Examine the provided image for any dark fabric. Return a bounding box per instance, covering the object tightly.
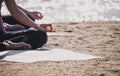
[0,30,47,49]
[0,43,6,51]
[0,15,47,50]
[0,17,5,32]
[0,0,4,5]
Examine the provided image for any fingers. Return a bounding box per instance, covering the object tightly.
[36,12,43,19]
[46,24,56,32]
[33,12,43,20]
[30,11,43,20]
[39,24,55,32]
[45,24,52,31]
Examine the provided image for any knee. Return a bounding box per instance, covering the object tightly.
[37,31,48,45]
[27,30,48,49]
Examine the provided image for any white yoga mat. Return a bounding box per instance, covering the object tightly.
[0,48,101,63]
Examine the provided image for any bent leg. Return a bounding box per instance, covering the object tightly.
[23,30,48,49]
[2,15,47,49]
[6,30,48,49]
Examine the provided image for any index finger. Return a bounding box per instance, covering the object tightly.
[37,12,43,19]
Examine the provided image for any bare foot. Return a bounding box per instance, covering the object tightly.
[3,40,32,50]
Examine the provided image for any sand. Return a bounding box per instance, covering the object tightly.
[0,21,120,76]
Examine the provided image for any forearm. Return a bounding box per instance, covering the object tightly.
[10,9,39,29]
[18,6,30,15]
[5,0,39,30]
[4,0,50,32]
[17,6,35,21]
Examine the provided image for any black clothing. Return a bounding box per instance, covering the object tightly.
[0,16,47,51]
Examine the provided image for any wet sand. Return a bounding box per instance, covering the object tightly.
[0,21,120,76]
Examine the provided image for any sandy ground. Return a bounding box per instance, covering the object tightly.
[0,21,120,76]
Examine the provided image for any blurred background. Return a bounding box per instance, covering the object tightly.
[2,0,120,23]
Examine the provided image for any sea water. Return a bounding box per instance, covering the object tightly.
[1,0,120,23]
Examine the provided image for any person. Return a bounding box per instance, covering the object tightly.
[0,0,53,51]
[3,5,43,31]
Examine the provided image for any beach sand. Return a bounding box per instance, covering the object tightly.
[0,21,120,76]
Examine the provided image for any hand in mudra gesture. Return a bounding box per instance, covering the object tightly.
[39,24,55,32]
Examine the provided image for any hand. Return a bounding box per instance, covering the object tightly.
[38,24,55,32]
[4,40,32,50]
[29,11,43,20]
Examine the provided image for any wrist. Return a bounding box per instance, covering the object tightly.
[32,23,40,30]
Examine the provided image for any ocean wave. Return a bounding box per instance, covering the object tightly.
[2,0,120,23]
